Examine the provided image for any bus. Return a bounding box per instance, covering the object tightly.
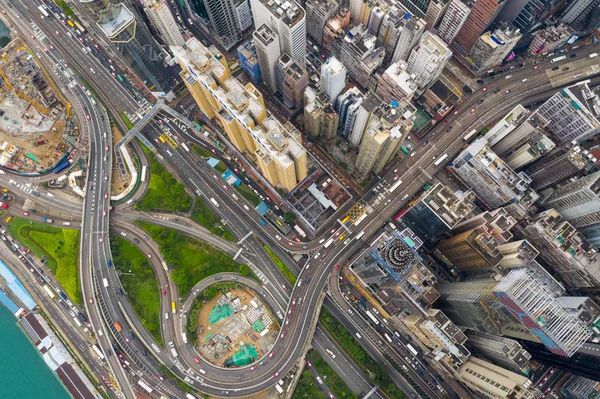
[181,142,190,152]
[400,146,409,155]
[433,154,448,167]
[388,179,403,193]
[365,310,380,325]
[463,129,478,142]
[323,238,334,248]
[551,55,566,63]
[158,135,166,143]
[92,344,105,360]
[172,302,176,314]
[117,74,124,82]
[210,198,219,208]
[73,21,85,34]
[43,285,56,299]
[293,225,307,238]
[137,379,153,394]
[355,231,365,241]
[38,5,50,18]
[161,261,168,271]
[67,20,75,28]
[354,213,368,226]
[384,333,393,343]
[140,165,147,183]
[406,343,418,356]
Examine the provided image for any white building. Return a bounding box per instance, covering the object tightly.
[436,0,472,44]
[253,24,281,93]
[320,56,346,106]
[142,0,185,46]
[236,0,253,31]
[391,17,426,63]
[406,31,452,93]
[250,0,306,64]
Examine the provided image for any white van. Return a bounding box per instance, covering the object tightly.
[521,78,528,82]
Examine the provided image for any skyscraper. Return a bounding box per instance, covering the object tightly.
[250,0,307,64]
[452,0,507,55]
[304,86,340,140]
[253,24,281,93]
[437,0,472,44]
[336,87,364,139]
[237,41,262,85]
[406,31,452,93]
[467,23,522,73]
[305,0,338,45]
[338,24,385,89]
[320,56,346,106]
[81,0,173,92]
[561,0,600,30]
[391,17,427,63]
[203,0,245,50]
[374,60,418,104]
[464,330,532,374]
[142,0,185,46]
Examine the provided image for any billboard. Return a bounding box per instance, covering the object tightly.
[494,292,569,357]
[567,35,579,45]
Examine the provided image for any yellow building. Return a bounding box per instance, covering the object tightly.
[171,38,307,192]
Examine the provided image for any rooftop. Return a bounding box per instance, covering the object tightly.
[258,0,305,27]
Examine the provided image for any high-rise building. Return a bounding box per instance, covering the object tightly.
[437,0,472,44]
[398,0,430,17]
[406,31,452,93]
[467,23,522,73]
[542,171,600,229]
[561,375,600,398]
[322,7,350,51]
[81,0,173,92]
[452,0,507,55]
[402,183,475,240]
[522,209,600,288]
[368,6,386,36]
[305,0,338,45]
[236,0,254,31]
[279,57,308,109]
[237,41,262,85]
[535,81,600,144]
[374,60,418,104]
[253,24,281,93]
[523,143,597,191]
[349,91,379,146]
[320,56,346,106]
[355,98,415,176]
[171,37,307,192]
[452,137,535,209]
[202,0,245,50]
[142,0,185,46]
[497,0,554,36]
[486,105,531,147]
[527,23,573,55]
[348,0,363,25]
[504,132,555,170]
[424,0,450,30]
[561,0,600,29]
[250,0,307,63]
[491,111,548,159]
[339,24,385,89]
[457,357,540,399]
[391,17,427,63]
[304,86,339,140]
[336,87,364,140]
[464,330,532,374]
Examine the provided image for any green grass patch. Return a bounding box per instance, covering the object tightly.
[110,236,162,345]
[319,307,406,399]
[5,217,80,304]
[213,161,228,174]
[135,222,252,297]
[135,147,192,212]
[306,349,358,399]
[55,0,75,18]
[235,183,261,207]
[263,245,297,284]
[187,282,238,344]
[80,78,100,101]
[190,198,235,242]
[292,369,328,399]
[119,112,134,129]
[192,144,211,158]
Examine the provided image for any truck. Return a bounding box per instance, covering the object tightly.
[170,348,178,358]
[325,349,336,359]
[114,321,122,332]
[293,224,307,238]
[41,217,54,224]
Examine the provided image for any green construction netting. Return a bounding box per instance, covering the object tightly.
[223,344,259,367]
[252,320,265,333]
[208,304,233,324]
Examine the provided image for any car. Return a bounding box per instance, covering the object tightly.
[273,372,280,378]
[280,331,285,338]
[56,31,61,36]
[453,109,459,115]
[505,74,512,79]
[269,352,275,358]
[63,63,68,68]
[505,89,512,94]
[250,366,256,371]
[570,53,577,58]
[43,47,48,52]
[285,318,290,325]
[86,114,90,120]
[477,99,484,105]
[105,144,109,152]
[193,357,200,364]
[104,192,108,200]
[89,297,94,304]
[288,242,294,246]
[108,58,114,65]
[111,72,116,78]
[330,228,336,234]
[443,119,449,125]
[281,283,287,291]
[470,107,476,113]
[99,236,103,243]
[328,393,335,399]
[162,288,166,295]
[446,126,452,132]
[104,174,108,181]
[292,298,296,306]
[222,184,228,191]
[157,374,164,381]
[563,67,570,71]
[393,175,399,181]
[103,210,107,217]
[532,65,540,70]
[146,253,152,259]
[121,362,127,369]
[494,87,501,93]
[49,45,55,50]
[22,212,29,216]
[213,174,218,180]
[481,87,488,92]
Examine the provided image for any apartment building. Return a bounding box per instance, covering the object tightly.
[339,24,385,89]
[374,60,418,104]
[322,7,350,51]
[436,0,472,44]
[336,87,364,140]
[468,23,522,73]
[253,24,281,93]
[464,330,532,374]
[142,0,185,46]
[452,0,507,55]
[320,56,346,106]
[406,31,452,93]
[305,0,338,44]
[304,86,340,140]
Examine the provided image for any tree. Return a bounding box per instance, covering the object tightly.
[283,212,296,223]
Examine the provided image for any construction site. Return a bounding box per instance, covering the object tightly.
[195,287,279,367]
[0,38,74,172]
